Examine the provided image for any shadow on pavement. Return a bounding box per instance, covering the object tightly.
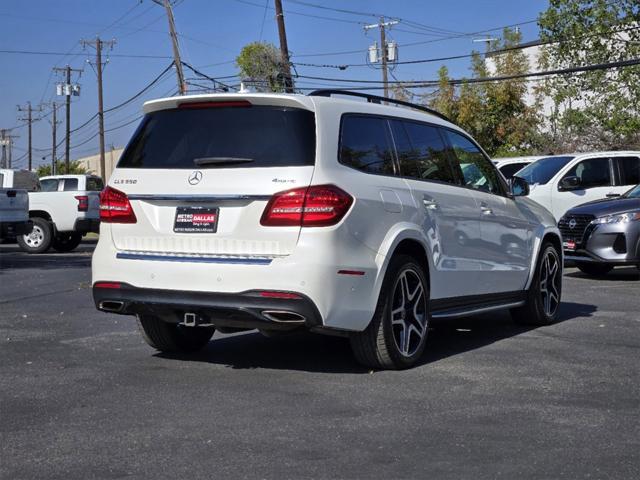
[156,300,597,373]
[564,266,640,282]
[0,240,96,273]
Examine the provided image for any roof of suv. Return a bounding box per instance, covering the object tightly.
[142,93,460,131]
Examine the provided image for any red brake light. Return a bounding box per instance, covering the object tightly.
[261,185,353,227]
[259,291,302,299]
[178,100,251,109]
[99,186,137,224]
[75,195,89,212]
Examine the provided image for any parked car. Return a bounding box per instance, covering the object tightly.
[0,169,37,240]
[515,151,640,220]
[558,183,640,276]
[92,91,563,370]
[17,174,102,253]
[493,156,541,179]
[0,188,32,240]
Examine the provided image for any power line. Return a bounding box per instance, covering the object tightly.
[0,49,172,59]
[294,57,640,90]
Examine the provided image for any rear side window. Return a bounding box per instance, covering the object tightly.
[339,115,396,176]
[390,120,455,184]
[445,130,502,194]
[118,105,316,169]
[40,179,59,192]
[616,156,640,186]
[86,177,104,191]
[563,158,611,188]
[63,178,79,191]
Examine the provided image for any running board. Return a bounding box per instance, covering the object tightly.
[430,291,525,319]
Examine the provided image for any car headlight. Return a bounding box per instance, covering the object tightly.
[591,211,640,224]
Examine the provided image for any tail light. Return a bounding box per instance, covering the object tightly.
[99,186,137,224]
[75,195,89,212]
[261,184,353,227]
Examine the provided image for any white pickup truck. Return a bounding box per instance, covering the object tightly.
[0,170,34,240]
[18,174,103,253]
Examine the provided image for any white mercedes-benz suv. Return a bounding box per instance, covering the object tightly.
[92,90,563,369]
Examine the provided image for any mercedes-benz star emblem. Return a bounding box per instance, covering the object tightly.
[188,170,203,185]
[568,218,577,229]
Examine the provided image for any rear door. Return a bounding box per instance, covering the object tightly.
[389,119,482,299]
[444,129,533,294]
[108,102,316,257]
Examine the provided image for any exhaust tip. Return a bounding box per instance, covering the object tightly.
[99,300,124,313]
[262,310,306,323]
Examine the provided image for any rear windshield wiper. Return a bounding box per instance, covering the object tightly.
[193,157,254,166]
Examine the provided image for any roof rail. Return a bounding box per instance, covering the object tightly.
[307,89,452,123]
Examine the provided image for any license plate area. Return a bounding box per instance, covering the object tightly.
[173,206,219,233]
[563,239,576,251]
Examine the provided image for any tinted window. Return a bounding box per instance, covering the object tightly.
[625,184,640,198]
[86,177,104,191]
[0,173,4,187]
[340,115,395,175]
[499,162,529,179]
[563,157,611,188]
[390,120,455,183]
[445,130,501,194]
[617,157,640,186]
[40,179,59,192]
[516,156,574,185]
[119,106,316,169]
[63,178,79,191]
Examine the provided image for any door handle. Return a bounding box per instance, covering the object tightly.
[480,203,493,215]
[422,199,438,210]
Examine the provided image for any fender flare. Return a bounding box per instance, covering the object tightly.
[524,225,563,291]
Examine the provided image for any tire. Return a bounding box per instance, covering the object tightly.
[576,262,613,277]
[52,232,83,253]
[136,315,214,353]
[17,217,53,254]
[512,242,562,326]
[350,255,429,370]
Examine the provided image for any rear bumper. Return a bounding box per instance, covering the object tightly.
[93,283,322,331]
[74,218,100,234]
[0,220,33,238]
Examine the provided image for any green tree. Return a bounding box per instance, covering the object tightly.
[538,0,640,150]
[236,42,286,92]
[429,28,541,157]
[36,160,87,177]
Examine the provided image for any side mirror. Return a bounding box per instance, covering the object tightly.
[559,176,580,191]
[510,176,529,197]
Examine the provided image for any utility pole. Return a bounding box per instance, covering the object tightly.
[48,102,61,175]
[1,130,18,168]
[364,17,399,98]
[54,65,82,174]
[154,0,187,94]
[17,102,44,171]
[81,37,115,180]
[274,0,294,93]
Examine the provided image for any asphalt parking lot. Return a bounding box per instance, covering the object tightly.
[1,240,639,480]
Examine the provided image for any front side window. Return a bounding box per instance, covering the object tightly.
[445,130,501,194]
[390,120,455,184]
[63,178,79,191]
[499,162,529,179]
[616,156,640,186]
[339,115,396,176]
[562,158,611,189]
[40,179,59,192]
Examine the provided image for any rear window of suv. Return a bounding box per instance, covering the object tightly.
[118,105,316,169]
